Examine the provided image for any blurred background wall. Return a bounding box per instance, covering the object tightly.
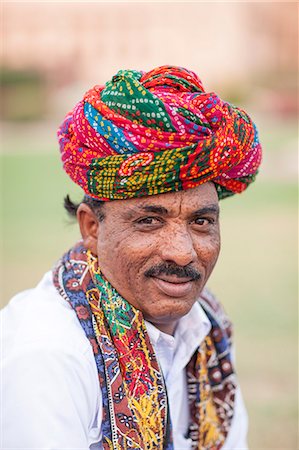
[1,2,298,449]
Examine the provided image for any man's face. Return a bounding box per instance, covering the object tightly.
[94,182,220,333]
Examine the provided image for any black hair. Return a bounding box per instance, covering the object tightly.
[64,194,105,221]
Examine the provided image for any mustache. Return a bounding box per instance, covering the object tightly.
[144,262,201,281]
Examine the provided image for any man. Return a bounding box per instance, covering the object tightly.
[2,66,262,449]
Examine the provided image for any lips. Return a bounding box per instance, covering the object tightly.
[151,276,194,298]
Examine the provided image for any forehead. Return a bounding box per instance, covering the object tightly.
[105,182,219,217]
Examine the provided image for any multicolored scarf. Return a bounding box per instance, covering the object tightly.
[57,65,262,201]
[53,242,237,450]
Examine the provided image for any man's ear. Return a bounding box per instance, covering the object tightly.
[77,203,99,254]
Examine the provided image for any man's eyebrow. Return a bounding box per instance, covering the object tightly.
[192,205,220,217]
[122,204,168,219]
[140,205,220,216]
[123,204,219,220]
[141,205,169,215]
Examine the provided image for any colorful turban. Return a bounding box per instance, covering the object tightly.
[57,66,262,200]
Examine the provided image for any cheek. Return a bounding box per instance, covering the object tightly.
[195,234,221,268]
[96,232,157,283]
[115,232,161,267]
[96,234,159,308]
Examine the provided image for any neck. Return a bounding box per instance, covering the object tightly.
[150,320,178,336]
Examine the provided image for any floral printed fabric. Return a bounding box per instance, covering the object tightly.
[53,242,237,450]
[57,65,262,201]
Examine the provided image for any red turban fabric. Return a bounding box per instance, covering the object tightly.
[57,66,262,200]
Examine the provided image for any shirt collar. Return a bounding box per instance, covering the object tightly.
[145,300,211,350]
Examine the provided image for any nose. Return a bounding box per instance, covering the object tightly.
[160,227,197,267]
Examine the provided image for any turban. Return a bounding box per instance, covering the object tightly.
[57,66,262,200]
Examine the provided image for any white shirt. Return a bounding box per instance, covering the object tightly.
[1,272,248,449]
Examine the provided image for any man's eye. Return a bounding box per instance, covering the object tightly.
[136,217,161,225]
[193,217,214,226]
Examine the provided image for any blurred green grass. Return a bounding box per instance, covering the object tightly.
[1,152,298,449]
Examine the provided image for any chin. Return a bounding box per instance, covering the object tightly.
[145,295,196,322]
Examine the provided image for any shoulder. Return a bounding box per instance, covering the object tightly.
[2,272,100,426]
[2,273,101,448]
[2,271,95,363]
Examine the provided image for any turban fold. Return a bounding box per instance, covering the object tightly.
[57,66,262,200]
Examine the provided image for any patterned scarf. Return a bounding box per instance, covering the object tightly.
[53,242,237,449]
[57,65,262,201]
